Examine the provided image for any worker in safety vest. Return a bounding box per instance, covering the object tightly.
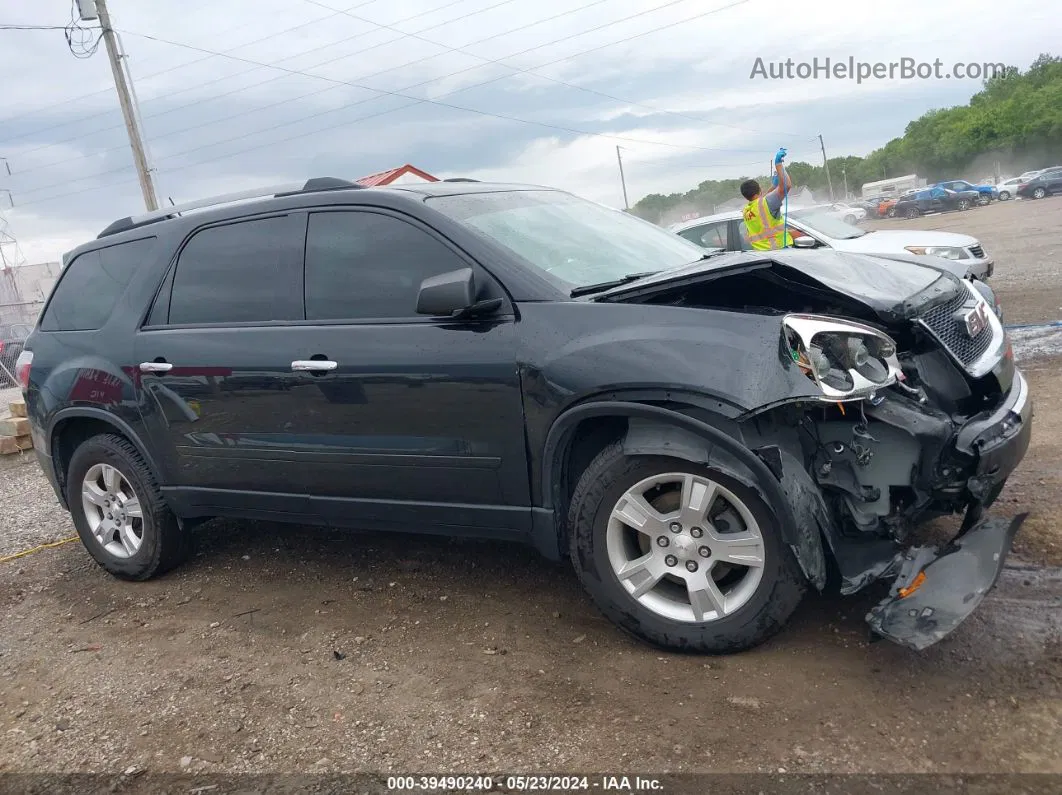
[740,148,794,250]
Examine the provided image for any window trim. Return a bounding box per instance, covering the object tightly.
[40,235,158,333]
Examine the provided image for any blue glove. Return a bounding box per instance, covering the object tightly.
[771,174,779,187]
[774,147,787,165]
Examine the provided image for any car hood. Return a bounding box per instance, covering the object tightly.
[596,249,961,322]
[831,228,979,252]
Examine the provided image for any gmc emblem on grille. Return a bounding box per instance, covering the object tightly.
[957,303,989,338]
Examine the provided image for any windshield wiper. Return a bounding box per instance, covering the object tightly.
[570,270,661,297]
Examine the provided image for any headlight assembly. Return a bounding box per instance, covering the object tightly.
[905,245,969,260]
[782,315,903,400]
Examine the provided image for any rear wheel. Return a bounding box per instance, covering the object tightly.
[956,199,971,211]
[905,207,920,218]
[887,206,897,218]
[67,434,190,580]
[567,443,805,653]
[1033,187,1047,199]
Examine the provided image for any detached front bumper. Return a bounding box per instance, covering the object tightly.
[864,370,1032,650]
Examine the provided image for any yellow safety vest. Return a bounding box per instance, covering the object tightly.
[742,196,794,251]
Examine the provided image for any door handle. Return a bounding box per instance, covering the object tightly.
[292,360,338,372]
[139,361,173,373]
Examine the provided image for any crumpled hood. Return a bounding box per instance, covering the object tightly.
[596,248,963,322]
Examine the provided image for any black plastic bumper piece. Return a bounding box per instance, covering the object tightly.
[865,513,1027,651]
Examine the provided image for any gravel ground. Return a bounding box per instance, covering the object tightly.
[1,197,1061,779]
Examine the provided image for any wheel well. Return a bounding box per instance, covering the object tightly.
[555,416,627,539]
[51,418,129,497]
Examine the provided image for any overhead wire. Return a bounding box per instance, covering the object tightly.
[17,0,766,201]
[16,2,779,208]
[10,0,521,168]
[300,0,808,140]
[0,0,393,145]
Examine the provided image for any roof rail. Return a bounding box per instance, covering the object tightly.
[442,178,480,182]
[97,177,363,238]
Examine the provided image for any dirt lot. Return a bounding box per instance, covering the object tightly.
[1,197,1061,783]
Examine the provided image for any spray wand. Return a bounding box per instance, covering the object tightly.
[771,147,789,247]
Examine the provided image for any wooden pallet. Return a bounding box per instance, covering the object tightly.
[0,402,31,455]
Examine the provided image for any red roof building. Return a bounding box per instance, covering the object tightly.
[355,164,439,187]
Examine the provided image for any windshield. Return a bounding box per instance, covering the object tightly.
[788,207,867,240]
[427,190,706,289]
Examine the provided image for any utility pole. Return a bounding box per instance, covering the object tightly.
[83,0,159,211]
[818,134,834,202]
[615,146,629,210]
[841,167,849,201]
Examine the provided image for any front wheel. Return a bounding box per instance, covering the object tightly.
[978,194,991,206]
[844,214,856,225]
[905,207,920,218]
[566,443,806,653]
[956,199,971,211]
[67,434,191,580]
[887,206,897,218]
[1033,187,1047,199]
[998,190,1010,201]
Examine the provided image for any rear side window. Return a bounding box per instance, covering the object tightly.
[304,211,467,321]
[40,237,155,331]
[167,215,302,325]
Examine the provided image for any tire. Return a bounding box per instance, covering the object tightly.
[998,190,1010,201]
[887,207,897,218]
[844,214,856,225]
[566,442,806,654]
[66,433,190,580]
[905,207,920,218]
[1033,187,1046,199]
[977,194,990,206]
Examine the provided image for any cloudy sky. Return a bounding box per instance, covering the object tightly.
[1,0,1058,263]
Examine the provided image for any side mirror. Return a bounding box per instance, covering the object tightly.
[792,236,817,249]
[416,267,501,319]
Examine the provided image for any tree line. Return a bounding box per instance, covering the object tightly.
[632,53,1062,224]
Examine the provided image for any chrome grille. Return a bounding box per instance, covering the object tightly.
[918,291,994,366]
[968,244,985,258]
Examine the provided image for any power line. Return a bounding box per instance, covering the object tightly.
[301,0,799,140]
[13,0,532,184]
[16,1,764,207]
[0,0,390,143]
[11,0,623,178]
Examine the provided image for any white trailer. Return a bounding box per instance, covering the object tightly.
[861,174,926,198]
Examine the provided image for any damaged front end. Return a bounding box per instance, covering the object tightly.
[773,271,1032,649]
[604,251,1033,650]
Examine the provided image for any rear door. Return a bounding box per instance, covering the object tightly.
[133,212,313,513]
[290,208,529,535]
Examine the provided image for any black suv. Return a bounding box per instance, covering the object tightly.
[18,178,1032,653]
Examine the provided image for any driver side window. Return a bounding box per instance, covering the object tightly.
[678,221,728,250]
[304,211,469,321]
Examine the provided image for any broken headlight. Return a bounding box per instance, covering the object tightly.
[782,315,903,400]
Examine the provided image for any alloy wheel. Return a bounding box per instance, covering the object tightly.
[81,463,144,559]
[605,472,766,623]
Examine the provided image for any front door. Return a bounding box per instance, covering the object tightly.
[282,209,529,537]
[134,212,316,515]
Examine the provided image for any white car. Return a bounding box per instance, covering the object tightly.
[669,206,993,279]
[995,177,1023,201]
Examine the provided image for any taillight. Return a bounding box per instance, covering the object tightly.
[14,350,32,392]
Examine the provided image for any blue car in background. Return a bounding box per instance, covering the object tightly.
[936,179,996,205]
